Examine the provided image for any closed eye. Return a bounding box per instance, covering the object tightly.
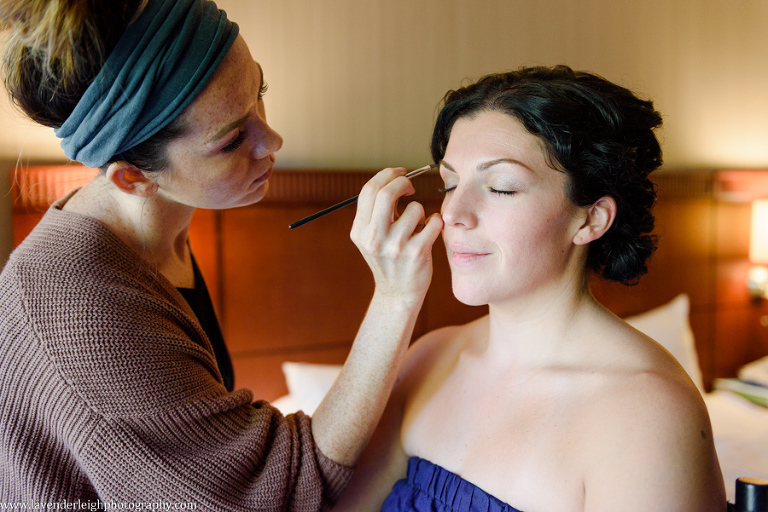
[438,186,456,194]
[222,130,247,153]
[490,188,516,196]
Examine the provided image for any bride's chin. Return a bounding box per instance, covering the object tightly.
[452,284,490,307]
[247,180,270,204]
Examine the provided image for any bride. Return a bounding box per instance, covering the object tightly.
[334,65,725,512]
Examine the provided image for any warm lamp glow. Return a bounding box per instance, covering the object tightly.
[750,199,768,264]
[748,199,768,299]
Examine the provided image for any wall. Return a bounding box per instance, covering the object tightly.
[3,0,768,264]
[218,0,768,170]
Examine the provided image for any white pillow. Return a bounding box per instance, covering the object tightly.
[281,361,342,414]
[624,294,705,392]
[738,356,768,388]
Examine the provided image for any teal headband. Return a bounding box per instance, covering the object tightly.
[55,0,239,168]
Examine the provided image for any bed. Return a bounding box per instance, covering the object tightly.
[8,165,768,502]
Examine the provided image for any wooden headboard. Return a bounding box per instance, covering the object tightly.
[9,165,768,398]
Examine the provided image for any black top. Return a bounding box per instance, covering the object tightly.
[178,257,234,392]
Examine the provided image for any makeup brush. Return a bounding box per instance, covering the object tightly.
[288,164,436,229]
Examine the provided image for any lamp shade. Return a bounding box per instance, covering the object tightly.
[750,199,768,264]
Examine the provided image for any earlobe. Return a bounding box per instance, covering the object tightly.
[105,162,158,198]
[573,196,617,246]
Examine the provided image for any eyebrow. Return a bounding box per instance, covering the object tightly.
[207,62,265,144]
[441,158,535,173]
[208,114,249,144]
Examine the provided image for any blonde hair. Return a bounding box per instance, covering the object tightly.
[1,0,145,127]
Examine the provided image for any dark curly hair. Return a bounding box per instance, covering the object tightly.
[431,65,662,285]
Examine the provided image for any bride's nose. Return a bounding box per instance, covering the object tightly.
[441,185,478,229]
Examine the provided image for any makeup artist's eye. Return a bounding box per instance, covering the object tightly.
[222,130,247,153]
[258,82,269,98]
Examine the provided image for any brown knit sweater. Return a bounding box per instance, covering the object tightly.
[0,199,354,510]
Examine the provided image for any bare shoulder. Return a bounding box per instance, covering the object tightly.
[582,322,725,511]
[397,315,488,391]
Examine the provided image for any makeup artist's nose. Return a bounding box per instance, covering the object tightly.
[251,120,283,160]
[441,186,478,229]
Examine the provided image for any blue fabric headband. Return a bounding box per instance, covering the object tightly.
[54,0,239,168]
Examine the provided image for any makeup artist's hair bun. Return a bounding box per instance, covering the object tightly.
[2,0,183,172]
[432,65,662,285]
[1,0,145,128]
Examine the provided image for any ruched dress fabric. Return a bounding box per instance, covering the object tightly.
[382,457,523,512]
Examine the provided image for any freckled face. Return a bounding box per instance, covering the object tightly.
[154,35,283,209]
[439,110,587,307]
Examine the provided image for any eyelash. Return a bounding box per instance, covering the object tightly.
[438,186,516,196]
[222,130,247,153]
[259,82,269,98]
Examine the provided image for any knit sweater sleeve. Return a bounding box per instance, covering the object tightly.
[82,396,352,511]
[5,210,354,511]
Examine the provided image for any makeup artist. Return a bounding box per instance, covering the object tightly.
[0,0,442,509]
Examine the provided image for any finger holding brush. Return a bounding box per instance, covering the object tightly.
[288,165,434,229]
[352,167,443,301]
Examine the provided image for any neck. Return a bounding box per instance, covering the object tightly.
[483,277,602,368]
[65,174,195,285]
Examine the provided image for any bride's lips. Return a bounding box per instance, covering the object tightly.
[447,242,491,266]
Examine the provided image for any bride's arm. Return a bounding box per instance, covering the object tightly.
[584,374,726,512]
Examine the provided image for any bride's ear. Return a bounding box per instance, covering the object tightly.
[572,196,617,246]
[105,162,158,198]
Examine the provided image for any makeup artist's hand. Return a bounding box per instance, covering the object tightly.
[311,168,442,466]
[350,167,444,302]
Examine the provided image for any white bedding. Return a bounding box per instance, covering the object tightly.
[705,389,768,501]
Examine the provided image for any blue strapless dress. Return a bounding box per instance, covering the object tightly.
[381,457,524,512]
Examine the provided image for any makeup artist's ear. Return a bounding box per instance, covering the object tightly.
[105,161,159,198]
[572,196,617,245]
